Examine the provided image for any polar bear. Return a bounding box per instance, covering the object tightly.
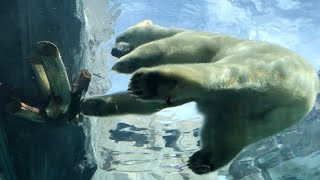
[81,20,319,174]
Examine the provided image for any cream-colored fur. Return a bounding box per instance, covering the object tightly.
[81,20,319,174]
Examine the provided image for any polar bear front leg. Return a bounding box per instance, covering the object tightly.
[128,65,206,105]
[81,92,166,116]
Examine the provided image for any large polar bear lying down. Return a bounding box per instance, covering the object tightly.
[81,20,319,174]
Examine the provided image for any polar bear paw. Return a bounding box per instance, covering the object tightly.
[187,150,216,174]
[128,69,178,104]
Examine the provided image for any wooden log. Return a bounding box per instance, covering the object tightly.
[68,69,91,121]
[4,42,91,123]
[31,64,51,101]
[71,69,91,94]
[5,101,46,123]
[3,69,92,123]
[27,41,71,118]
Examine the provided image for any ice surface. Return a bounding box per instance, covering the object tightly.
[84,0,320,179]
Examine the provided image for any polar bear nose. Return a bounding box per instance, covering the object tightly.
[111,47,125,58]
[111,42,132,58]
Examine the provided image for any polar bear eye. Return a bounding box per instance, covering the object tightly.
[117,34,128,42]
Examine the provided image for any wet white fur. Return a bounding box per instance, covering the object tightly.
[82,20,319,173]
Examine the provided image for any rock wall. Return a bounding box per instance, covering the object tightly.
[0,0,96,179]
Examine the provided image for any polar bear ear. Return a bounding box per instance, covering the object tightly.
[134,20,153,27]
[142,20,153,25]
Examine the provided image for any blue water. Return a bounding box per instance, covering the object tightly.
[85,0,320,179]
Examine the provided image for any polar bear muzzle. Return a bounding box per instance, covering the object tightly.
[111,42,133,58]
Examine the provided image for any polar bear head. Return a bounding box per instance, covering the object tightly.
[111,20,155,58]
[111,20,179,58]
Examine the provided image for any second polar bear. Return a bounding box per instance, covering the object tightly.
[81,20,319,174]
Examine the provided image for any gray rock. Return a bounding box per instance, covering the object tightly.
[0,0,96,180]
[228,93,320,180]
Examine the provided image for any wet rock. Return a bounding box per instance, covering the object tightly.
[0,0,96,179]
[228,94,320,179]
